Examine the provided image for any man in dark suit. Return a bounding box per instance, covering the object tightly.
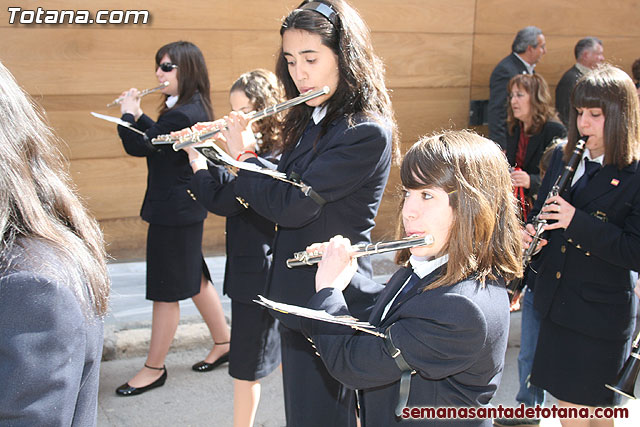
[555,37,604,126]
[488,26,546,150]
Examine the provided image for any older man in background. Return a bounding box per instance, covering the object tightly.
[555,37,604,126]
[488,26,546,150]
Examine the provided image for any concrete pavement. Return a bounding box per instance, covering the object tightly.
[98,254,640,426]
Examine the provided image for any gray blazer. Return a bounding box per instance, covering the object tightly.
[0,239,103,426]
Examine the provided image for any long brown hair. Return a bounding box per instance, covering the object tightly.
[275,0,399,161]
[564,64,640,168]
[230,69,284,156]
[155,41,213,120]
[395,130,523,290]
[0,60,110,317]
[507,73,559,135]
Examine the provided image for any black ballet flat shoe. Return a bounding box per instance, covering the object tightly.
[115,364,167,396]
[192,345,230,372]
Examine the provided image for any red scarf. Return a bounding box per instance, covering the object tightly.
[514,131,530,219]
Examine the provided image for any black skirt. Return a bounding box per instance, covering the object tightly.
[530,316,630,406]
[146,222,211,302]
[229,300,281,381]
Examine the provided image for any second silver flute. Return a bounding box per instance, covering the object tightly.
[151,86,330,150]
[286,235,435,268]
[106,81,169,108]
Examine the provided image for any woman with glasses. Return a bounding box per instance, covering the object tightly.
[506,73,566,220]
[114,40,230,397]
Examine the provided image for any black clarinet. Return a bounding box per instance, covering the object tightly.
[508,136,588,300]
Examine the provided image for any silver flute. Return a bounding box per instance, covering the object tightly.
[150,86,330,151]
[286,235,435,268]
[106,81,170,107]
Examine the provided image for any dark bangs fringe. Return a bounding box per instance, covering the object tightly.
[400,139,455,191]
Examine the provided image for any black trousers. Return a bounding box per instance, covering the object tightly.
[279,323,356,427]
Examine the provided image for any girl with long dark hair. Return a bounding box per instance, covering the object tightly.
[114,41,230,396]
[222,1,398,424]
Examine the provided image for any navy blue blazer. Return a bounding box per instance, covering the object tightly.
[234,113,392,328]
[506,120,566,198]
[531,146,640,340]
[302,267,510,426]
[189,163,275,303]
[488,53,531,150]
[0,239,103,426]
[555,65,583,126]
[118,94,209,226]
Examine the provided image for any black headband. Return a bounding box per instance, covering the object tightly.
[299,1,338,27]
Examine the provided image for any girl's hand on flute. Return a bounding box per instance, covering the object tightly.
[191,118,226,134]
[192,119,232,153]
[120,88,143,120]
[222,111,256,159]
[315,235,358,292]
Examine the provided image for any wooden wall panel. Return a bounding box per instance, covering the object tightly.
[353,0,475,34]
[37,91,231,161]
[0,28,276,95]
[0,1,296,31]
[393,87,471,144]
[376,34,473,89]
[1,0,639,260]
[475,0,640,37]
[1,1,475,33]
[69,157,147,220]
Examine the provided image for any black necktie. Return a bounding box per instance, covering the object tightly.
[390,272,421,311]
[571,158,601,197]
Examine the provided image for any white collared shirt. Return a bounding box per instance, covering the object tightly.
[513,52,535,74]
[312,105,328,124]
[165,95,178,109]
[381,254,449,321]
[575,62,591,75]
[571,148,604,186]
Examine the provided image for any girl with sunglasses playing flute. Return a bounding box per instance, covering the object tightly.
[221,1,398,425]
[114,41,230,396]
[300,130,522,426]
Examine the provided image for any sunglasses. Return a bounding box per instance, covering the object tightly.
[158,62,178,72]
